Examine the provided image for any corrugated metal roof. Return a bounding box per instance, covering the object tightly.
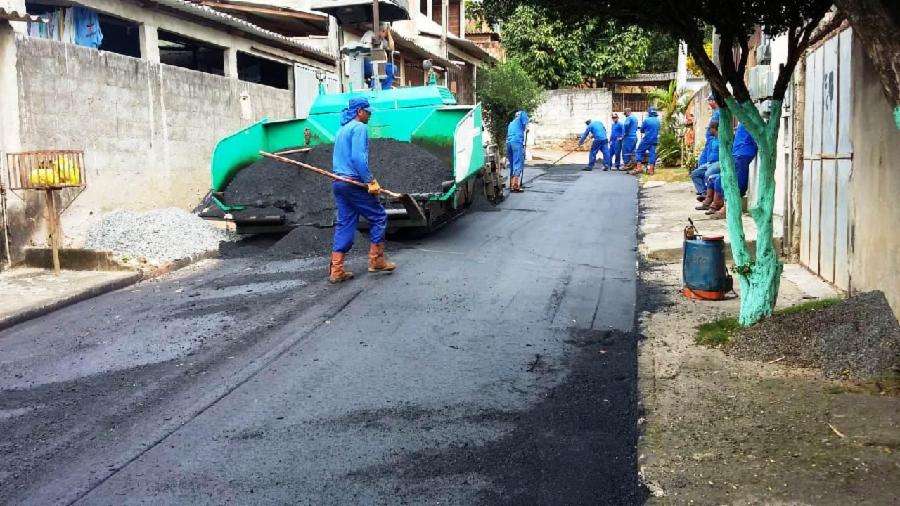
[447,35,495,64]
[391,30,458,70]
[0,7,47,23]
[148,0,336,63]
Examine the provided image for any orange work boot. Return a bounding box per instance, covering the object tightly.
[328,252,353,284]
[368,243,396,273]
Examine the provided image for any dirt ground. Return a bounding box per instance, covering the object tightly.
[637,263,900,505]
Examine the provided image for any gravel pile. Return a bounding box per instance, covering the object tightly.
[85,208,233,263]
[222,140,452,225]
[728,291,900,380]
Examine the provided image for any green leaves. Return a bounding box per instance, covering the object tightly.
[476,60,544,148]
[500,6,654,89]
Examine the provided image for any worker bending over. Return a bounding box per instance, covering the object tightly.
[631,106,660,175]
[507,110,529,192]
[609,113,624,170]
[578,118,610,171]
[621,108,638,169]
[328,96,396,284]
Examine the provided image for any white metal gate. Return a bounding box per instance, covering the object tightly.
[294,65,338,119]
[800,28,853,290]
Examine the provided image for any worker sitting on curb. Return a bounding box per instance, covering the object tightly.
[692,121,721,208]
[507,110,529,193]
[328,96,396,284]
[630,106,661,176]
[703,123,758,220]
[578,118,610,171]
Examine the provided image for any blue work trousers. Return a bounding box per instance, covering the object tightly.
[711,155,753,197]
[610,139,622,168]
[332,181,387,253]
[622,135,637,164]
[636,137,658,165]
[506,141,525,177]
[588,138,609,170]
[691,161,721,194]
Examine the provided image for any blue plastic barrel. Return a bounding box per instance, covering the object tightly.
[682,236,729,293]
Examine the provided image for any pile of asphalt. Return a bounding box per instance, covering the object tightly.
[222,140,451,226]
[728,291,900,381]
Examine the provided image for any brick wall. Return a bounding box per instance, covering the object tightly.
[14,38,293,245]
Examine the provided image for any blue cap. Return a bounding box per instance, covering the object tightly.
[349,96,372,113]
[707,94,715,100]
[648,105,657,114]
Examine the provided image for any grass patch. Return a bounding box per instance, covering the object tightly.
[640,167,691,184]
[774,297,842,316]
[695,317,741,346]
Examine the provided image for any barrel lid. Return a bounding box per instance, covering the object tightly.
[702,234,725,242]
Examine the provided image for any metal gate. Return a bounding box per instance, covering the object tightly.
[294,65,338,119]
[800,28,852,290]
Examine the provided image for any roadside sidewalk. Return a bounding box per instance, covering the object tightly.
[0,249,218,332]
[0,268,141,331]
[640,181,782,262]
[636,182,900,504]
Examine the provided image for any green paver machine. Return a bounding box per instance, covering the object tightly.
[200,0,503,234]
[204,85,502,234]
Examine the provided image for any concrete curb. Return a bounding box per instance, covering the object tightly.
[641,238,783,264]
[0,272,142,332]
[0,250,219,332]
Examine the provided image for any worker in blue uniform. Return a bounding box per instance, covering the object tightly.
[692,121,720,205]
[631,106,661,175]
[704,123,758,219]
[621,107,639,169]
[578,119,610,171]
[707,94,720,126]
[328,96,396,284]
[506,110,528,192]
[609,113,624,170]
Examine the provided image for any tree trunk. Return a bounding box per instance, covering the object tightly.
[718,102,784,326]
[834,0,900,129]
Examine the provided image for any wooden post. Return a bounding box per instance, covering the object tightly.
[45,189,60,274]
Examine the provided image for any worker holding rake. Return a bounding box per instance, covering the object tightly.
[328,96,396,284]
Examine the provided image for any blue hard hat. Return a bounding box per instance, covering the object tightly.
[648,105,657,114]
[349,96,372,113]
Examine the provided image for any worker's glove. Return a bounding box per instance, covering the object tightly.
[367,179,382,195]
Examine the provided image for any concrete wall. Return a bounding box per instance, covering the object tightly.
[847,37,900,316]
[531,89,612,147]
[12,38,293,249]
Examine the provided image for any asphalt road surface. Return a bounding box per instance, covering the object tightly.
[0,166,644,505]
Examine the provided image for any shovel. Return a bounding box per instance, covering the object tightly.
[549,147,579,167]
[259,151,428,224]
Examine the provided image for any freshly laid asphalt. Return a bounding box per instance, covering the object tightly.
[0,166,644,505]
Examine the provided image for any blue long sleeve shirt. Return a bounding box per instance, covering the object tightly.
[332,119,373,183]
[579,120,608,144]
[640,115,661,144]
[623,115,638,137]
[732,123,758,159]
[506,111,529,145]
[610,121,624,140]
[699,135,720,166]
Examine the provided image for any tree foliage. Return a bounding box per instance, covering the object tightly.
[500,5,654,88]
[477,59,544,148]
[644,32,679,73]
